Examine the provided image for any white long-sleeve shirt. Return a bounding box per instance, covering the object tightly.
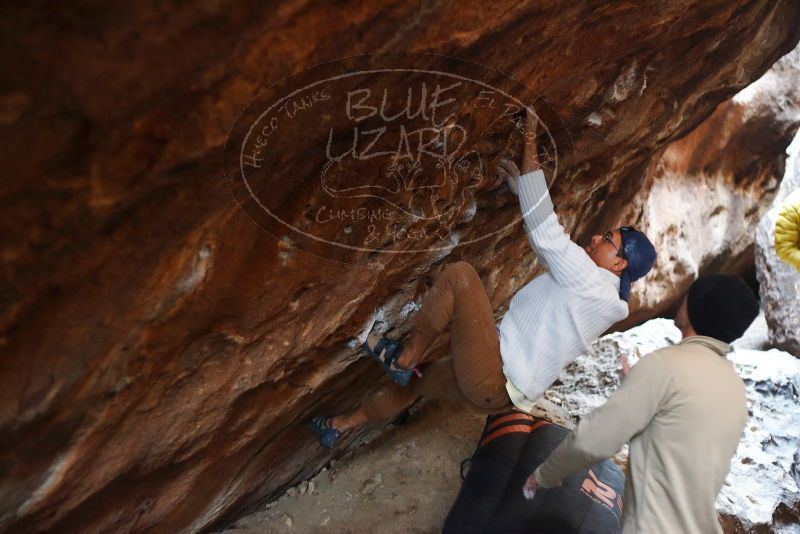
[498,169,629,405]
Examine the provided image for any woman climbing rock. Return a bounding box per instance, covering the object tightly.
[310,109,657,449]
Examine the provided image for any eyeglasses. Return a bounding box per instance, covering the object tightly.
[603,229,627,259]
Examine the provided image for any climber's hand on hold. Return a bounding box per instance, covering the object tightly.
[497,158,520,196]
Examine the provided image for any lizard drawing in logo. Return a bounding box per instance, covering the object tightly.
[320,121,485,242]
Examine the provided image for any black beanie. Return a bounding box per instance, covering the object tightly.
[687,274,760,343]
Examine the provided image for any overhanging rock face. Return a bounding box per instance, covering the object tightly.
[1,2,800,533]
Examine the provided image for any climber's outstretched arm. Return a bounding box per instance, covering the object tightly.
[497,110,605,291]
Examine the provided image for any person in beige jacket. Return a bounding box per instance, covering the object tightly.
[522,273,760,534]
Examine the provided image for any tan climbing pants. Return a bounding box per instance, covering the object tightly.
[361,261,512,422]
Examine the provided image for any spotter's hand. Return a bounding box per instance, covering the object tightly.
[522,472,540,500]
[620,352,631,378]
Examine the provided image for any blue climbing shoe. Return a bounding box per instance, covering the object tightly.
[308,416,340,449]
[362,333,414,386]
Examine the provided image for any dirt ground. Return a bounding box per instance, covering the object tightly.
[220,400,488,534]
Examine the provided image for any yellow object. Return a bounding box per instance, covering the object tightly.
[774,189,800,271]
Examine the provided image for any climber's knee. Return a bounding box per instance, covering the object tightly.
[444,261,480,291]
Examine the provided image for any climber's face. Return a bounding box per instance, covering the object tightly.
[584,229,628,275]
